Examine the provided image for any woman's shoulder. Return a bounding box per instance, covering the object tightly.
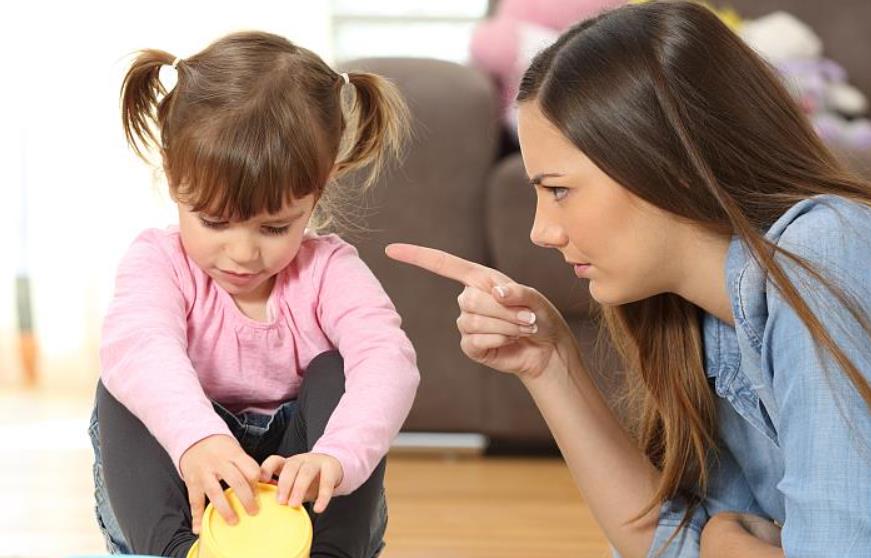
[728,195,871,349]
[768,195,871,259]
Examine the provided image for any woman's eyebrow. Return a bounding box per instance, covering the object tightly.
[529,172,565,185]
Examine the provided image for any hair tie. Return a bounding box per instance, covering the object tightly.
[340,72,350,85]
[171,57,181,69]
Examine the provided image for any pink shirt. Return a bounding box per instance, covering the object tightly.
[100,228,419,495]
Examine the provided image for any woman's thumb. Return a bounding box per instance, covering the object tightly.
[492,282,535,308]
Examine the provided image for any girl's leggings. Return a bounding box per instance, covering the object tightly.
[89,350,387,558]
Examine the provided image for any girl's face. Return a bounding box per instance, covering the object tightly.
[516,102,688,306]
[177,194,316,301]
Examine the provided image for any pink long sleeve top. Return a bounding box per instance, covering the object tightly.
[100,228,420,495]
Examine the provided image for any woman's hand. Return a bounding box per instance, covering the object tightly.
[701,512,783,557]
[179,434,262,534]
[386,243,576,380]
[259,453,344,513]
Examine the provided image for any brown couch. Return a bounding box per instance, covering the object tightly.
[340,0,871,450]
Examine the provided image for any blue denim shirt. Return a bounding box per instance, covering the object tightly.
[635,195,871,557]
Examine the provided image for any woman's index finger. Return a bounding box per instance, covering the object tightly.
[385,243,501,289]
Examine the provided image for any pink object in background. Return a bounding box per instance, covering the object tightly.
[469,0,625,133]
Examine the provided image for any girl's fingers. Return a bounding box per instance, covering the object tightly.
[203,476,238,526]
[222,464,258,516]
[188,482,205,535]
[277,458,303,504]
[288,462,320,508]
[313,465,338,514]
[234,454,263,485]
[456,313,538,337]
[260,455,286,483]
[458,286,536,326]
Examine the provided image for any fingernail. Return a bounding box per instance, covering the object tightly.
[494,285,507,298]
[517,311,536,325]
[520,324,538,334]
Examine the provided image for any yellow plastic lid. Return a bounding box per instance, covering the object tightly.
[198,482,312,558]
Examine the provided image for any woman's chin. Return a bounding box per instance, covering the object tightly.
[588,282,632,306]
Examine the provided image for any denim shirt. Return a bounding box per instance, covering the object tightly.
[631,195,871,557]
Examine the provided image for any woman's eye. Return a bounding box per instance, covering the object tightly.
[546,186,569,201]
[199,217,228,229]
[262,225,291,236]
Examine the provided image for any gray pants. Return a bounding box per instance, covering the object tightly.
[89,351,387,557]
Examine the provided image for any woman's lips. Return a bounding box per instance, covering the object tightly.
[573,263,592,278]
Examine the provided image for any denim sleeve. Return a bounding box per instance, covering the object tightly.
[610,439,764,558]
[608,499,708,558]
[641,499,708,558]
[767,202,871,555]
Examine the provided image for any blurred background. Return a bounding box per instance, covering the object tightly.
[1,1,869,556]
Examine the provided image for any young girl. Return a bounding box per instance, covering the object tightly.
[388,2,871,557]
[88,31,419,558]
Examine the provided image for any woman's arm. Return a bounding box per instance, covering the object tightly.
[386,243,660,558]
[700,513,782,558]
[760,201,871,555]
[520,337,661,558]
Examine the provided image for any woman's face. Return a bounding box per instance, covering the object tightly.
[516,102,687,305]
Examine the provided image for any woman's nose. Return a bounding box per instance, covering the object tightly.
[530,211,568,249]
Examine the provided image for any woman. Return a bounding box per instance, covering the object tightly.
[387,2,871,557]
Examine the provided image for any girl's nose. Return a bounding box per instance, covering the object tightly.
[227,234,260,266]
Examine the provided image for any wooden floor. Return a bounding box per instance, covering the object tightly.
[0,388,610,558]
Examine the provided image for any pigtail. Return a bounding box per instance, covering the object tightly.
[120,49,177,161]
[335,72,410,189]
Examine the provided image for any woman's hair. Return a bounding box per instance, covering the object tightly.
[518,0,871,541]
[121,31,409,231]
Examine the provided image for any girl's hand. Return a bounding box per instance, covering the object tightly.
[179,434,261,534]
[260,453,344,513]
[385,243,575,380]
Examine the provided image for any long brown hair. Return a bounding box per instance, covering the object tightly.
[517,0,871,538]
[121,31,408,230]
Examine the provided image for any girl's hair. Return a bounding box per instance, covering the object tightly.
[518,0,871,542]
[121,31,409,230]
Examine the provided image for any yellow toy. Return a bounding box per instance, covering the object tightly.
[187,482,313,558]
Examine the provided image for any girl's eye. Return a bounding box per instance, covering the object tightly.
[546,186,569,201]
[199,217,228,230]
[262,225,291,236]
